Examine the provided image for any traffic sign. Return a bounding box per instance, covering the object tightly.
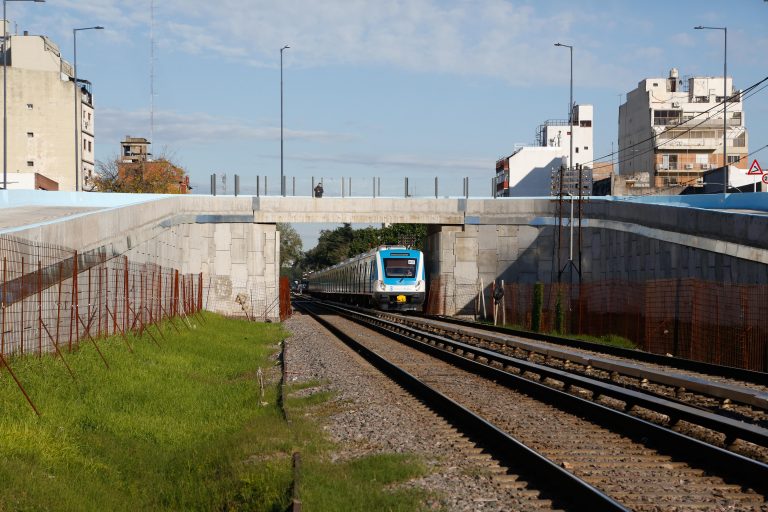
[748,159,763,175]
[762,174,768,184]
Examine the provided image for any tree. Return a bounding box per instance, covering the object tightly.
[92,153,190,194]
[277,223,303,271]
[300,223,427,272]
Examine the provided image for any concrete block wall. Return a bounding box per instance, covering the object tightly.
[428,198,768,315]
[6,195,281,321]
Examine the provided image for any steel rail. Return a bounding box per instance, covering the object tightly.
[319,301,768,494]
[430,315,768,386]
[295,300,628,512]
[364,306,768,447]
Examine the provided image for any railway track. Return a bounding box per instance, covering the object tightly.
[366,309,768,461]
[295,298,768,511]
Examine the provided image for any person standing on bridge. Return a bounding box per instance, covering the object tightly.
[314,182,324,198]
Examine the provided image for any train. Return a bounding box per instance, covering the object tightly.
[305,246,426,311]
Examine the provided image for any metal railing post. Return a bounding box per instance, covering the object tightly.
[211,173,217,196]
[435,176,438,198]
[404,177,409,198]
[234,174,240,196]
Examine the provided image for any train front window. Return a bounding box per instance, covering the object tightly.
[383,258,416,278]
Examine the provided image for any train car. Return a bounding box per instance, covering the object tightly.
[306,246,426,311]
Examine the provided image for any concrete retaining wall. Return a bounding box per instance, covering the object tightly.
[427,198,768,315]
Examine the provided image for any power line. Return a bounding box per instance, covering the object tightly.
[588,75,768,169]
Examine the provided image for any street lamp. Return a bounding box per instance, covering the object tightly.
[554,43,573,182]
[694,25,727,194]
[2,0,45,191]
[73,25,103,192]
[554,42,574,281]
[280,44,289,197]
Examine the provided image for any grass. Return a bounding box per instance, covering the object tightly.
[0,312,432,511]
[569,333,638,350]
[478,319,639,350]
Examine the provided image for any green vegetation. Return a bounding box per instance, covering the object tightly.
[569,333,638,350]
[531,282,544,332]
[0,312,431,511]
[301,223,427,273]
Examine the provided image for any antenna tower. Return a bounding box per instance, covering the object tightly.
[150,0,156,150]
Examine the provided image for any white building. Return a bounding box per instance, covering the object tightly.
[618,68,748,188]
[495,104,594,197]
[1,26,96,191]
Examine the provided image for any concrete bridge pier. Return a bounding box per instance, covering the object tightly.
[425,221,557,317]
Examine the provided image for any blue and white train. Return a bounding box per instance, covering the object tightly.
[306,246,426,311]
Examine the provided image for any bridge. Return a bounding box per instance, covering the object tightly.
[1,190,767,323]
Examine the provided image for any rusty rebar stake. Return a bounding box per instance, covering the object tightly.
[0,353,40,416]
[75,312,110,369]
[105,305,133,353]
[40,320,77,381]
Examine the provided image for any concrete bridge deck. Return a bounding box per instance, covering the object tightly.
[0,189,767,319]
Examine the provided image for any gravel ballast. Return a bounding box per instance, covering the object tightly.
[282,311,557,512]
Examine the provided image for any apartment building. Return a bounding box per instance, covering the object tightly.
[495,104,594,197]
[1,26,96,191]
[618,68,748,188]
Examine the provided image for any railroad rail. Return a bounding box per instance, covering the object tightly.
[431,314,768,386]
[295,298,768,510]
[294,299,627,511]
[374,311,768,430]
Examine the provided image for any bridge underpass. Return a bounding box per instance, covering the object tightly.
[1,190,767,367]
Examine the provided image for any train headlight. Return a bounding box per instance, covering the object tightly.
[375,280,386,291]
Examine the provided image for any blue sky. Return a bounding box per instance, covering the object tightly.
[11,0,768,244]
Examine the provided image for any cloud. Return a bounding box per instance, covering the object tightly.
[148,0,625,87]
[98,108,355,146]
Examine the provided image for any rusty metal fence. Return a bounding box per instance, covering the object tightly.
[426,276,768,372]
[0,234,203,359]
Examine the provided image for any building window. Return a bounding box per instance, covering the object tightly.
[26,103,33,110]
[652,82,659,87]
[27,132,33,138]
[733,132,746,147]
[694,96,709,103]
[696,154,708,165]
[727,155,740,164]
[584,146,589,150]
[27,161,34,167]
[83,140,87,150]
[661,154,678,170]
[88,140,92,152]
[579,120,592,127]
[575,147,579,153]
[654,110,682,126]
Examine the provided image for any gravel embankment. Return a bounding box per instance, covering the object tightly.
[282,311,558,512]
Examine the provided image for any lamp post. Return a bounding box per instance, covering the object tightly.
[2,0,44,191]
[554,42,574,282]
[554,43,573,184]
[73,26,103,192]
[280,44,289,196]
[695,25,727,194]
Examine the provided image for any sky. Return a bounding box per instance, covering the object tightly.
[11,0,768,246]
